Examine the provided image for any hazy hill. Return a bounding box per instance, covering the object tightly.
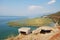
[48,11,60,25]
[48,12,60,16]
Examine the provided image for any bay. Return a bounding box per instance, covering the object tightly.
[0,16,27,40]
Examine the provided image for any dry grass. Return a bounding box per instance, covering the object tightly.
[5,35,15,40]
[49,32,60,40]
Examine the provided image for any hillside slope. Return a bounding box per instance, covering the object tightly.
[48,11,60,25]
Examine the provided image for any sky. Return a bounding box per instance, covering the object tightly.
[0,0,60,17]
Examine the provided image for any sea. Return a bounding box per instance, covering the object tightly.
[0,16,37,40]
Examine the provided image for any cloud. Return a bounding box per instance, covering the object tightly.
[28,5,51,13]
[48,0,56,4]
[27,5,53,17]
[28,5,43,11]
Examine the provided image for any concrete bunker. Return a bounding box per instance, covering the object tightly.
[32,26,54,34]
[40,29,52,34]
[18,27,31,35]
[20,31,26,35]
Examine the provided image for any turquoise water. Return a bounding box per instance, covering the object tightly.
[0,16,37,40]
[0,22,18,40]
[0,17,21,40]
[0,17,23,40]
